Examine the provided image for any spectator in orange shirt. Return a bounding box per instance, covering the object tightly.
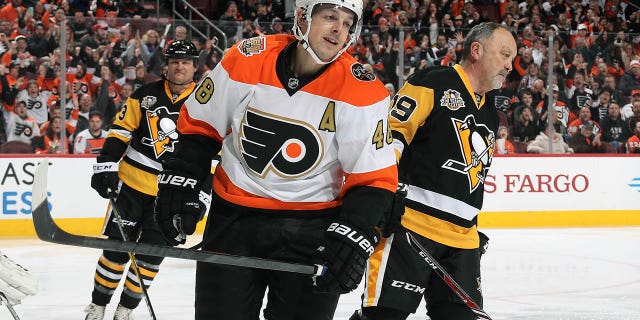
[496,126,515,154]
[0,0,25,25]
[626,121,640,153]
[73,111,107,154]
[34,115,65,154]
[567,106,601,138]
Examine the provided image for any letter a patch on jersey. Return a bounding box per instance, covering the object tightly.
[240,108,323,178]
[141,106,179,158]
[442,115,494,193]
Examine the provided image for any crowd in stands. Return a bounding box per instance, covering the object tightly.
[1,0,640,154]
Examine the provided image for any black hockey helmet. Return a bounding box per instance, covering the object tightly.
[165,40,199,64]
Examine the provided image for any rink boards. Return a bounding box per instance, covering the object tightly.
[1,155,639,237]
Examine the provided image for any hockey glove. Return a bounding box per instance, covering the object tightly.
[380,183,408,238]
[91,156,120,199]
[155,159,205,246]
[314,221,380,294]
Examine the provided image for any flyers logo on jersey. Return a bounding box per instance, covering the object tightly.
[240,108,322,178]
[14,123,33,137]
[238,36,266,57]
[442,115,494,193]
[26,100,44,110]
[141,106,179,158]
[440,89,465,111]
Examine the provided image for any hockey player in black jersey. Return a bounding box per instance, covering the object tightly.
[85,40,209,320]
[351,23,517,320]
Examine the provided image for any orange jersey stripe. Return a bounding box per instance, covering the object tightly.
[212,167,342,211]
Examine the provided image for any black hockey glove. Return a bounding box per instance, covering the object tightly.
[479,231,489,257]
[91,156,119,199]
[314,221,380,294]
[380,183,408,238]
[154,159,205,246]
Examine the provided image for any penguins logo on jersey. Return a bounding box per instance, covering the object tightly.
[440,89,465,111]
[238,36,266,57]
[141,106,179,158]
[240,108,323,178]
[442,115,495,193]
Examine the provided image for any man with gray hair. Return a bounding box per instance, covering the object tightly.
[351,22,517,320]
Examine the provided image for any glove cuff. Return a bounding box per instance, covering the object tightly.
[325,221,379,258]
[92,162,118,174]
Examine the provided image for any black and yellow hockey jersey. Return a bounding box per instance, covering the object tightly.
[107,80,196,195]
[390,65,498,249]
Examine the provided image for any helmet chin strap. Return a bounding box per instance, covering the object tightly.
[164,76,194,86]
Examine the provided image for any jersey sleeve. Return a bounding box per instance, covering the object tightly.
[106,95,141,144]
[389,80,436,161]
[338,96,398,195]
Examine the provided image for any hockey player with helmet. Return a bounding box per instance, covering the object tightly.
[153,0,398,318]
[351,23,517,320]
[85,40,211,320]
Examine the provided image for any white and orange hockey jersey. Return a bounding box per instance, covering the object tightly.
[179,34,398,211]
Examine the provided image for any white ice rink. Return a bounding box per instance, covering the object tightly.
[2,227,640,320]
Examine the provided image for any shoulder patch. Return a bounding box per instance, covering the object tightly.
[351,63,376,82]
[237,36,266,57]
[440,89,465,111]
[140,96,157,109]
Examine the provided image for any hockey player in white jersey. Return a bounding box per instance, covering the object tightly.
[153,0,398,319]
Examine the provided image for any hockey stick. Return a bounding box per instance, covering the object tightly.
[404,231,492,320]
[30,159,325,276]
[0,292,21,320]
[108,195,157,320]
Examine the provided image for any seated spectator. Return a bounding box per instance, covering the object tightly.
[2,100,39,147]
[600,102,631,153]
[511,89,536,125]
[621,89,640,121]
[567,107,601,138]
[627,100,640,135]
[601,74,626,107]
[117,0,148,19]
[626,121,640,154]
[513,106,540,143]
[34,115,65,154]
[567,122,607,153]
[590,87,614,122]
[495,126,515,155]
[526,126,574,154]
[73,111,107,154]
[619,59,640,96]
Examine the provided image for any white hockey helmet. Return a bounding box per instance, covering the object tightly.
[293,0,363,65]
